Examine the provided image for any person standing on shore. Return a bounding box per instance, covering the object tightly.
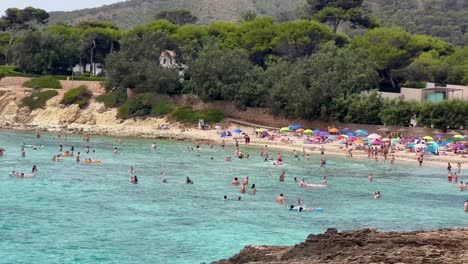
[457,162,461,173]
[320,145,325,156]
[447,163,452,173]
[417,155,423,166]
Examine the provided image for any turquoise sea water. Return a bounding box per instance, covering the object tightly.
[0,130,466,264]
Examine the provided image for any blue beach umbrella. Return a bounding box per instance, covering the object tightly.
[289,124,301,130]
[319,131,329,136]
[313,129,321,134]
[347,132,355,137]
[233,128,243,133]
[356,130,368,137]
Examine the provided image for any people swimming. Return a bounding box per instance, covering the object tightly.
[374,191,381,199]
[320,156,327,167]
[129,176,138,184]
[464,200,468,212]
[368,174,373,182]
[250,184,256,195]
[114,147,119,155]
[186,177,193,184]
[232,177,240,185]
[20,148,25,158]
[299,178,326,188]
[289,205,313,212]
[129,167,135,175]
[321,176,327,185]
[243,176,249,185]
[275,193,285,204]
[279,170,286,181]
[152,143,157,149]
[240,184,246,194]
[31,165,38,173]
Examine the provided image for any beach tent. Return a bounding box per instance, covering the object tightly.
[367,133,381,139]
[233,128,243,133]
[425,142,439,154]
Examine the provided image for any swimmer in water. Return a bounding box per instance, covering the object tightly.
[243,176,249,185]
[374,191,381,199]
[275,193,285,204]
[238,196,242,201]
[279,170,286,181]
[129,176,138,184]
[20,148,25,158]
[232,177,240,185]
[129,167,135,175]
[321,176,327,185]
[223,195,228,201]
[294,177,298,183]
[296,197,302,205]
[76,152,81,162]
[32,165,38,173]
[250,184,256,195]
[152,143,157,149]
[465,200,468,212]
[368,174,373,182]
[240,184,246,194]
[299,179,307,187]
[114,147,119,155]
[118,138,122,145]
[186,177,193,184]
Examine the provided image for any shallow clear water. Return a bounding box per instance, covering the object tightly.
[0,130,466,263]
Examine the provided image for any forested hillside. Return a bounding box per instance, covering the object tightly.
[48,0,305,28]
[47,0,467,45]
[364,0,467,46]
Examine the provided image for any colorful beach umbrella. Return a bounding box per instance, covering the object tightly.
[280,127,291,132]
[255,128,264,132]
[381,138,390,142]
[391,137,401,142]
[233,128,243,133]
[329,127,339,133]
[355,129,368,136]
[296,128,305,133]
[423,136,434,141]
[313,129,321,134]
[303,129,313,134]
[319,131,329,136]
[346,132,355,137]
[367,133,381,139]
[289,124,301,130]
[453,134,464,139]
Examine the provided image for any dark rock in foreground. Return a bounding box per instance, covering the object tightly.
[213,228,468,264]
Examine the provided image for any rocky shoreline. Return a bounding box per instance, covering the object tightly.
[213,228,468,264]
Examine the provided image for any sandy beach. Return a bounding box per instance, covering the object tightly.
[0,88,466,167]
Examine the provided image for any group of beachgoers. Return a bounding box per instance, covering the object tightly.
[1,131,467,212]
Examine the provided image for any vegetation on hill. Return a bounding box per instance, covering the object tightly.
[0,2,466,128]
[21,90,59,110]
[61,85,93,108]
[23,76,62,89]
[45,0,466,45]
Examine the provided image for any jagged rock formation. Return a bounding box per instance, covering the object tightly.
[214,228,468,264]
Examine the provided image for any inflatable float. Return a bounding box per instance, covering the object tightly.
[9,172,36,178]
[83,160,102,164]
[21,144,43,149]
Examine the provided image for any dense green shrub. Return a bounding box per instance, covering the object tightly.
[96,89,127,108]
[151,100,173,116]
[21,90,59,110]
[117,93,175,119]
[23,76,62,89]
[169,107,225,124]
[61,85,93,108]
[403,81,427,88]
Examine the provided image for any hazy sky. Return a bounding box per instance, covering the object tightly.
[0,0,124,14]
